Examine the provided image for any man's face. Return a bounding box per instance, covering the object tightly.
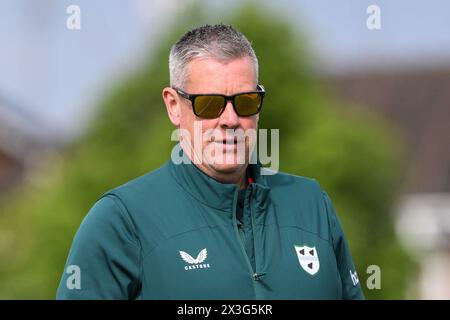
[165,56,259,182]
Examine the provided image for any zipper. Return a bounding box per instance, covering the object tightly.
[249,187,266,282]
[231,186,260,281]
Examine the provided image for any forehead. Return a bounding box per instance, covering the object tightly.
[184,56,256,94]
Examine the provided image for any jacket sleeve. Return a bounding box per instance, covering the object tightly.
[56,194,141,300]
[322,191,365,300]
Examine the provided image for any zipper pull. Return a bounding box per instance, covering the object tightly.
[252,272,267,281]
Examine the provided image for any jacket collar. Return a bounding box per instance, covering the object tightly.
[168,148,270,212]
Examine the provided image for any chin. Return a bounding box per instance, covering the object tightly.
[210,162,245,174]
[202,143,248,172]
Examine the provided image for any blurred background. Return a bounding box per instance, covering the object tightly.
[0,0,449,299]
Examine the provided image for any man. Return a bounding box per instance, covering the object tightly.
[57,24,364,299]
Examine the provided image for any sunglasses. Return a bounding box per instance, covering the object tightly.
[173,85,265,119]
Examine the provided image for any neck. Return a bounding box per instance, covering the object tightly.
[238,170,248,190]
[201,164,248,189]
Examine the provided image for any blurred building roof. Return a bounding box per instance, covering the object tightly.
[325,67,450,194]
[0,92,60,193]
[0,93,59,162]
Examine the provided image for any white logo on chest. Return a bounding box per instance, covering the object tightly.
[294,245,320,275]
[179,248,211,271]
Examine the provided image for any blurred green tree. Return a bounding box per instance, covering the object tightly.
[0,2,414,299]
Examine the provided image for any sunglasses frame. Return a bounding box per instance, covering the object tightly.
[173,84,265,119]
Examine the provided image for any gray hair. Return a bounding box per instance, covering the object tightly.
[169,24,259,89]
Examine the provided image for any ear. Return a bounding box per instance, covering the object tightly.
[162,87,181,127]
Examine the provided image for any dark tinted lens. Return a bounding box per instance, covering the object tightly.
[193,95,225,119]
[234,93,262,116]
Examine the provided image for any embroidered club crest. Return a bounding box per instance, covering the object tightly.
[294,245,320,275]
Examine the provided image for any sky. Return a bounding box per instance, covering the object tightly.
[0,0,449,143]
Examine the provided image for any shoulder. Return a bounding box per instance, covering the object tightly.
[263,170,335,240]
[263,169,325,201]
[95,162,177,211]
[73,194,139,250]
[107,162,172,197]
[80,163,173,237]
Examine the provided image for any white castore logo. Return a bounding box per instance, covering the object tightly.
[179,248,211,271]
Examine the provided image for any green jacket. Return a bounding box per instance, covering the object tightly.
[57,158,364,299]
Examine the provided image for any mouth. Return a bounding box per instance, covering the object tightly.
[210,136,244,152]
[215,136,244,145]
[222,137,238,144]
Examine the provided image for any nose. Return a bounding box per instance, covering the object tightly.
[218,100,240,128]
